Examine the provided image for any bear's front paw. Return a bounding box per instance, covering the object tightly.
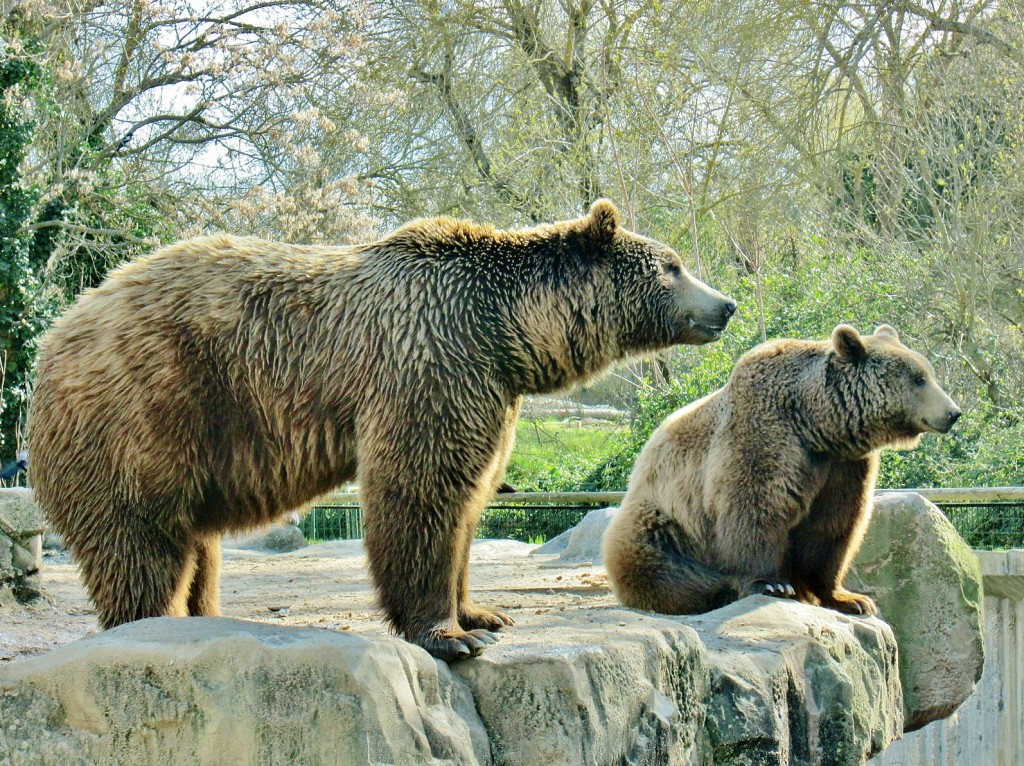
[459,603,515,632]
[740,579,797,600]
[407,624,501,662]
[823,588,878,617]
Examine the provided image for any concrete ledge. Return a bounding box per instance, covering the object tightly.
[976,549,1024,599]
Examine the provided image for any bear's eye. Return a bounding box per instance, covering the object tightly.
[913,374,926,387]
[663,261,682,278]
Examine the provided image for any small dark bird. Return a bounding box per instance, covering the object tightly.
[0,450,28,480]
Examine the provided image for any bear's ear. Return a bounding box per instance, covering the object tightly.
[585,199,620,240]
[832,324,867,363]
[874,324,900,342]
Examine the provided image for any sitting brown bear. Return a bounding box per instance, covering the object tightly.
[603,324,961,616]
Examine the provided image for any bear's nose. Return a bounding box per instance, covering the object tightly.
[948,408,962,427]
[723,300,737,319]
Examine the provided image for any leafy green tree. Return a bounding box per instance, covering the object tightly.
[0,38,51,455]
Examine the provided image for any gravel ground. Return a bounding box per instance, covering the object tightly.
[0,539,613,664]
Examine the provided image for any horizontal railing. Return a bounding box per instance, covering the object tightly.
[323,486,1024,506]
[308,486,1024,548]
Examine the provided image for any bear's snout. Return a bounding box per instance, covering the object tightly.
[925,402,962,434]
[703,297,738,333]
[674,274,737,345]
[690,292,737,331]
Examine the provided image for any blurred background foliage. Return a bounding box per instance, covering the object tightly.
[0,0,1021,493]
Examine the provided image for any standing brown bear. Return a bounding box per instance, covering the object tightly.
[603,324,960,617]
[29,200,736,660]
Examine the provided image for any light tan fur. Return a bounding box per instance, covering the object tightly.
[30,200,736,660]
[603,324,961,616]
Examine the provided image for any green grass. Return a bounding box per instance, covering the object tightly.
[504,419,625,491]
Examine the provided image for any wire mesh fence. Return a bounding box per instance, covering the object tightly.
[302,493,1024,549]
[300,501,599,544]
[940,504,1024,550]
[476,503,597,542]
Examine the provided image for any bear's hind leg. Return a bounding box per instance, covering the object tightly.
[456,400,518,633]
[187,533,222,616]
[78,516,198,629]
[604,503,737,614]
[456,518,513,632]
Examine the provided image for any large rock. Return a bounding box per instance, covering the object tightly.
[0,618,490,766]
[0,488,43,603]
[847,492,984,731]
[455,611,712,765]
[0,601,902,765]
[688,599,901,765]
[459,599,901,766]
[550,506,615,564]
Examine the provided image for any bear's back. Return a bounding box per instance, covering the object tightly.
[625,389,726,517]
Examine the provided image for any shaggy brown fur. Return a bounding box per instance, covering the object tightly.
[29,200,736,661]
[603,324,961,617]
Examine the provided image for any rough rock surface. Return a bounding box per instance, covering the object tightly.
[0,600,900,766]
[459,599,900,766]
[847,492,984,731]
[0,489,43,604]
[685,600,900,765]
[223,523,308,553]
[551,506,617,564]
[0,618,489,766]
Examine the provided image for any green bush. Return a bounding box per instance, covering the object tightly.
[504,420,623,492]
[582,345,738,491]
[879,402,1024,489]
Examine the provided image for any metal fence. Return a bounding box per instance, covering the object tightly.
[476,503,595,542]
[303,487,1024,548]
[300,499,602,543]
[877,487,1024,549]
[299,504,363,542]
[938,503,1024,550]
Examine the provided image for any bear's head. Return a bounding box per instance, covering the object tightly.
[579,200,736,351]
[831,323,962,449]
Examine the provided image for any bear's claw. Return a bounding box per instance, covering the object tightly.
[411,627,502,662]
[459,604,515,631]
[825,589,879,617]
[742,579,797,600]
